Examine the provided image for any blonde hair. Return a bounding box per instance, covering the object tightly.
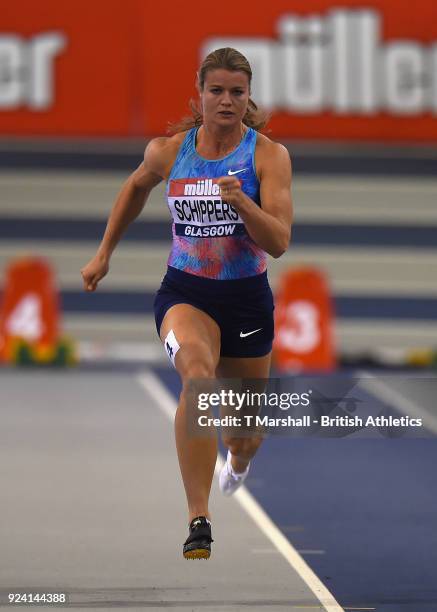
[168,47,269,134]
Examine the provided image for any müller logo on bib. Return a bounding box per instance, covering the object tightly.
[167,178,246,238]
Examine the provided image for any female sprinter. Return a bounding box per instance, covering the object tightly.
[81,47,292,560]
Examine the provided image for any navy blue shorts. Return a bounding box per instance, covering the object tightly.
[154,266,274,358]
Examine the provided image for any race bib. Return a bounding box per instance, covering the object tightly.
[167,178,246,238]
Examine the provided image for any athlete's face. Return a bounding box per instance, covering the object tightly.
[201,69,250,127]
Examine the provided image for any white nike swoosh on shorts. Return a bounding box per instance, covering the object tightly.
[240,328,262,338]
[228,168,247,176]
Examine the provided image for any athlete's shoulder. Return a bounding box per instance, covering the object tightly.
[255,132,290,157]
[144,131,190,179]
[254,132,291,178]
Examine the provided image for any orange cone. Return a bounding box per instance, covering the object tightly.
[0,257,60,363]
[273,267,337,372]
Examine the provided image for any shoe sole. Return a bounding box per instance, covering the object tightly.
[183,548,211,560]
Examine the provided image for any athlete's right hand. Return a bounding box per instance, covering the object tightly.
[80,253,109,292]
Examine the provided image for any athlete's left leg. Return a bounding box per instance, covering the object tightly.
[216,352,271,475]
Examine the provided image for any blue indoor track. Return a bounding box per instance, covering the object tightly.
[153,366,437,612]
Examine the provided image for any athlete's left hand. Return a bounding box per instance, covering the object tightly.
[217,176,245,209]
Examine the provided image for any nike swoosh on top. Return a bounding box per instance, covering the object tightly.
[240,328,262,338]
[228,168,247,176]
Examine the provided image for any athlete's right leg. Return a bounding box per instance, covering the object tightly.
[159,304,221,524]
[217,354,271,496]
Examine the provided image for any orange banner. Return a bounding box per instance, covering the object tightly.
[1,0,436,141]
[0,0,144,136]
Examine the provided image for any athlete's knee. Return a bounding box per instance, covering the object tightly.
[181,352,216,382]
[222,434,263,459]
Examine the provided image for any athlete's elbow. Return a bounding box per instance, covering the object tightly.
[270,243,288,259]
[270,235,290,258]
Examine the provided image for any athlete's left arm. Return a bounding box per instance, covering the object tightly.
[217,142,292,258]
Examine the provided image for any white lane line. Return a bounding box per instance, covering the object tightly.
[298,550,327,555]
[251,548,280,554]
[136,370,344,612]
[357,371,437,435]
[137,370,176,421]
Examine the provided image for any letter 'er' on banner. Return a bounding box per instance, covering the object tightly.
[273,267,337,372]
[0,257,60,362]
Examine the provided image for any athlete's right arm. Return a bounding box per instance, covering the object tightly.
[81,138,168,292]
